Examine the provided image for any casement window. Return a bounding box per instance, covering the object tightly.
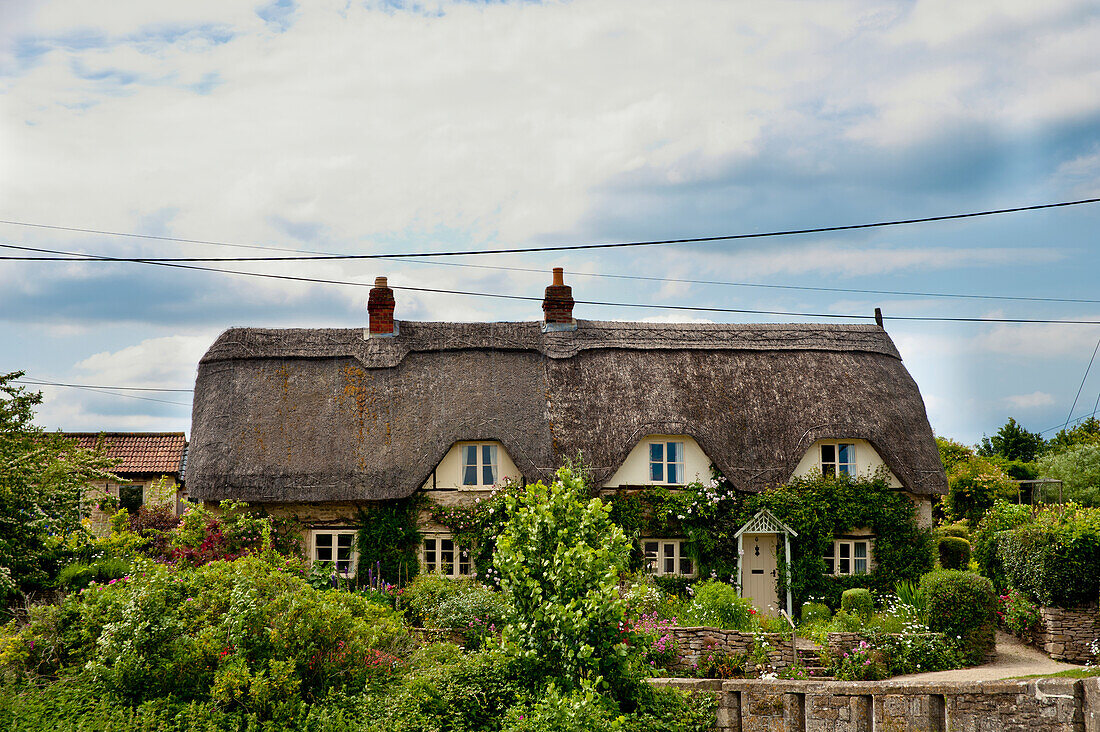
[313,529,358,576]
[422,534,474,578]
[649,441,685,484]
[820,442,856,478]
[823,539,870,576]
[642,539,696,577]
[462,443,499,487]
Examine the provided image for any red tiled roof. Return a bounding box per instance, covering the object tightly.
[61,432,187,475]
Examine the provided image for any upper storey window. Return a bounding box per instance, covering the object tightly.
[821,442,856,478]
[462,443,499,487]
[649,441,685,484]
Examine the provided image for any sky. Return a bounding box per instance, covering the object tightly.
[1,0,1099,446]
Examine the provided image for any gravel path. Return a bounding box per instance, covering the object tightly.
[894,631,1082,682]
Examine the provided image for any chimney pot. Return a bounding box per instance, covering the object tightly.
[542,268,577,331]
[367,275,397,338]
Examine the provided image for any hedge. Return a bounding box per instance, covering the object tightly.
[840,588,873,620]
[938,537,971,570]
[919,569,996,666]
[972,500,1032,591]
[997,505,1100,607]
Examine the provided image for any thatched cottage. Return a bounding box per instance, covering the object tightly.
[188,269,946,612]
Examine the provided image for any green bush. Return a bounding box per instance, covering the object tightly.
[998,589,1041,637]
[840,588,873,620]
[940,524,969,540]
[800,601,831,624]
[938,537,971,570]
[997,505,1100,607]
[401,573,506,645]
[971,500,1032,590]
[945,457,1018,526]
[681,580,755,630]
[919,570,996,665]
[494,467,633,692]
[54,557,131,592]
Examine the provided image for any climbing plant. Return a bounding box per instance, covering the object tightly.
[355,493,424,587]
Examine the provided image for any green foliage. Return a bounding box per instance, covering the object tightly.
[678,580,755,630]
[894,580,925,620]
[936,436,975,473]
[1038,442,1100,506]
[840,588,873,620]
[998,588,1041,636]
[940,523,969,539]
[402,574,506,649]
[938,537,971,570]
[832,639,887,680]
[979,418,1046,462]
[997,504,1100,607]
[1046,418,1100,455]
[494,467,632,692]
[800,601,831,623]
[833,632,962,678]
[356,495,423,586]
[919,570,996,666]
[54,557,130,592]
[971,499,1032,591]
[945,456,1018,526]
[0,372,117,601]
[694,650,749,679]
[0,557,411,712]
[429,477,526,584]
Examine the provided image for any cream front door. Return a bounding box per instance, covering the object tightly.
[741,533,779,614]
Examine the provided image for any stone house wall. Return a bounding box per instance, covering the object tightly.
[651,677,1100,732]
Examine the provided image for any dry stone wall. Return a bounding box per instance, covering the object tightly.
[1032,605,1100,664]
[652,677,1100,732]
[667,627,796,673]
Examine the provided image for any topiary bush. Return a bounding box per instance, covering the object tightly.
[919,569,996,665]
[940,524,969,540]
[840,588,873,621]
[938,537,971,570]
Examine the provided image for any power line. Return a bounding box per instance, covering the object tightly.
[8,242,1100,325]
[17,377,193,393]
[1,197,1098,261]
[15,380,191,406]
[1062,336,1100,433]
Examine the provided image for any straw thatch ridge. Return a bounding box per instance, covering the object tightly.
[187,321,945,503]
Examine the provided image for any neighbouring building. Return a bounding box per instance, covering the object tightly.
[187,270,946,613]
[66,432,189,534]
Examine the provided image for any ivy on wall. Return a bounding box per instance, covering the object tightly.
[355,493,424,586]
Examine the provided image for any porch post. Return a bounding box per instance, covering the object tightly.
[736,534,743,596]
[784,532,793,615]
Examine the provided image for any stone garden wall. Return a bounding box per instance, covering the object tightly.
[1032,605,1100,664]
[651,677,1100,732]
[666,627,796,673]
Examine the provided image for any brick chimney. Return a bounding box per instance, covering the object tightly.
[367,276,397,338]
[542,267,576,332]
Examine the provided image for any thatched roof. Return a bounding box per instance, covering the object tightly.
[187,320,946,502]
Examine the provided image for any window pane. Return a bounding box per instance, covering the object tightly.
[463,465,478,485]
[853,542,867,559]
[664,542,675,574]
[839,543,851,558]
[424,539,436,572]
[644,542,658,572]
[854,558,867,574]
[821,444,835,462]
[837,444,850,463]
[316,534,332,548]
[839,556,850,574]
[667,442,681,463]
[459,546,470,575]
[316,546,332,562]
[337,534,354,549]
[650,462,664,482]
[668,462,681,484]
[650,443,664,462]
[680,556,694,576]
[824,557,835,574]
[316,533,332,562]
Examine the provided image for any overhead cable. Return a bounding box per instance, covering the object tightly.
[1,197,1098,260]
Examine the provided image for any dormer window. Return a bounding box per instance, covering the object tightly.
[821,442,856,478]
[462,443,499,487]
[649,440,685,484]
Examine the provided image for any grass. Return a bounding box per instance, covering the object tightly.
[1013,667,1100,679]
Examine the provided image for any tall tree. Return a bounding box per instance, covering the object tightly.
[0,371,116,602]
[1047,417,1100,455]
[978,418,1045,463]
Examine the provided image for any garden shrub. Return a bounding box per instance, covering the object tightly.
[940,524,969,540]
[694,649,749,679]
[830,609,864,632]
[997,504,1100,607]
[494,467,633,693]
[800,601,831,623]
[54,557,130,592]
[945,456,1017,527]
[919,569,996,665]
[998,589,1041,637]
[971,500,1032,590]
[832,639,888,680]
[840,588,873,620]
[680,580,754,630]
[938,537,971,570]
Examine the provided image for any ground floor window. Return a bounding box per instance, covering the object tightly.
[824,538,870,575]
[421,534,474,578]
[117,482,145,513]
[643,538,696,577]
[313,529,358,576]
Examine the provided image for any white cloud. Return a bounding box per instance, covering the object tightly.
[75,333,214,387]
[1004,391,1056,409]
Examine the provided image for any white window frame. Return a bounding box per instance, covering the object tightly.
[642,538,696,577]
[460,443,500,489]
[648,441,686,485]
[312,529,358,577]
[820,442,857,478]
[823,539,870,576]
[421,533,475,578]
